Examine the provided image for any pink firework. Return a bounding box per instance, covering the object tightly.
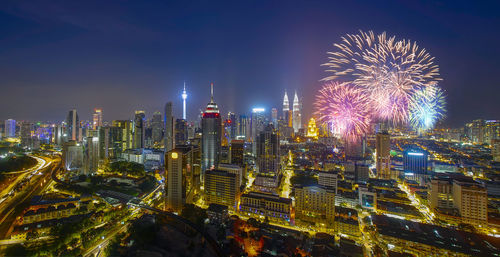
[314,82,372,142]
[322,30,441,124]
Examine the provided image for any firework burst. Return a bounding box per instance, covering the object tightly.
[322,30,441,124]
[314,82,372,142]
[408,85,446,131]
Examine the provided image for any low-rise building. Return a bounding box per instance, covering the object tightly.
[239,191,292,224]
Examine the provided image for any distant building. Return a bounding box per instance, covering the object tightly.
[318,171,338,192]
[237,115,248,140]
[66,109,79,141]
[4,119,16,138]
[492,139,500,162]
[256,124,279,175]
[164,102,174,151]
[151,111,163,145]
[271,108,278,128]
[292,91,302,133]
[251,108,266,154]
[133,111,146,149]
[92,108,103,130]
[112,120,133,151]
[175,118,188,146]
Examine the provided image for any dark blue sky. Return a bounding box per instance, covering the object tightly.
[0,0,499,127]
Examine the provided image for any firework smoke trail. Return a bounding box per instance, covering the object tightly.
[322,30,441,124]
[409,85,446,131]
[314,82,372,142]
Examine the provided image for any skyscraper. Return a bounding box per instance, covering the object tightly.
[282,90,292,128]
[251,108,266,155]
[165,149,185,212]
[151,111,163,144]
[66,109,79,141]
[164,102,174,152]
[175,118,188,145]
[133,111,146,149]
[238,114,248,140]
[271,108,278,128]
[292,91,302,133]
[182,82,188,120]
[201,83,222,178]
[4,119,16,138]
[376,132,391,179]
[92,108,103,129]
[112,120,133,151]
[84,136,99,175]
[403,148,429,184]
[256,124,279,175]
[228,112,237,140]
[204,169,238,210]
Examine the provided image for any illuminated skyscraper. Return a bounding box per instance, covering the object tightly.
[306,118,319,140]
[237,115,248,140]
[251,108,266,155]
[201,83,222,178]
[271,108,278,128]
[84,136,99,175]
[228,112,237,140]
[403,148,429,181]
[4,119,16,138]
[66,109,79,141]
[164,102,174,151]
[182,82,187,120]
[133,111,145,149]
[292,91,302,133]
[282,90,292,127]
[376,132,391,179]
[92,108,103,129]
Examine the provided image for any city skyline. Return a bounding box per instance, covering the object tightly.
[0,1,499,125]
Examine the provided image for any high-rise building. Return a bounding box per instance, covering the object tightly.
[217,163,243,188]
[133,111,146,149]
[282,90,292,128]
[319,171,338,193]
[294,185,335,225]
[112,120,133,151]
[204,169,239,210]
[4,119,16,138]
[151,111,163,145]
[230,139,245,166]
[92,108,103,129]
[428,178,454,211]
[165,149,185,212]
[201,83,222,178]
[66,109,79,141]
[20,122,33,147]
[403,148,429,184]
[228,112,237,140]
[164,102,174,152]
[292,91,302,133]
[62,141,84,172]
[181,82,188,120]
[271,108,278,128]
[376,132,391,179]
[492,139,500,162]
[452,180,488,226]
[256,124,279,175]
[84,136,99,175]
[251,108,266,155]
[237,115,248,140]
[175,118,188,146]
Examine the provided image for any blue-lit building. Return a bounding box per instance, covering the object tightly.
[403,148,429,185]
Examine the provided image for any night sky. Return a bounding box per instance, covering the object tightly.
[0,0,499,127]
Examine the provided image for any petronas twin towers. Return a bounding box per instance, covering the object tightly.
[283,90,302,133]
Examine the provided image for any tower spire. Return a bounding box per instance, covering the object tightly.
[182,81,188,120]
[210,83,214,103]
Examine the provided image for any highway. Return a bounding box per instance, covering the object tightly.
[0,157,60,240]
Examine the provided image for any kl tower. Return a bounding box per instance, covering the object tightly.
[182,81,187,120]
